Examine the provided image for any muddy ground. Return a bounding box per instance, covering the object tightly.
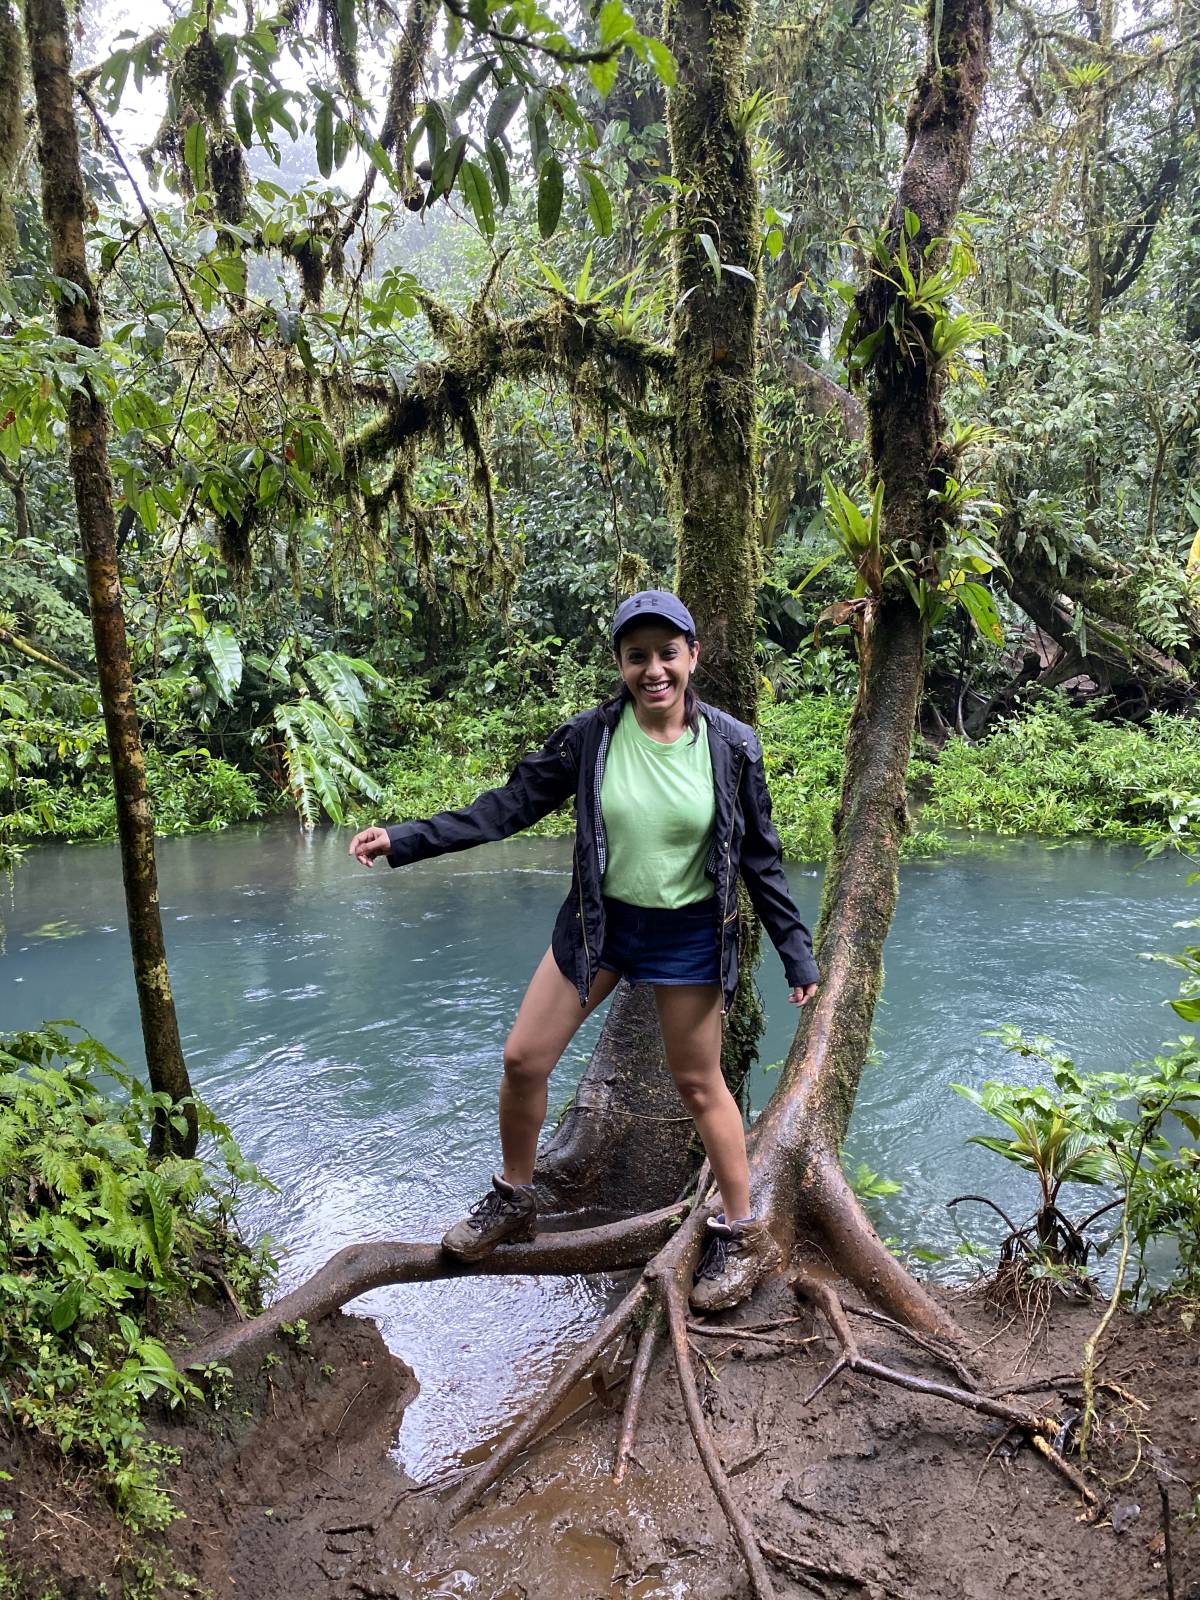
[3,1278,1198,1600]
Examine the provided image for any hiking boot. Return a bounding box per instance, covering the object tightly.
[441,1174,537,1262]
[689,1214,783,1313]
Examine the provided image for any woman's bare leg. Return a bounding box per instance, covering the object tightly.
[499,949,621,1185]
[654,984,752,1221]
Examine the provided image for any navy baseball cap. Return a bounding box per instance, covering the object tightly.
[611,589,696,643]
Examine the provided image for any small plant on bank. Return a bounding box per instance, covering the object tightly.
[954,1028,1200,1293]
[0,1023,277,1532]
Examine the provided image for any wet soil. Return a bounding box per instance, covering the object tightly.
[3,1284,1198,1600]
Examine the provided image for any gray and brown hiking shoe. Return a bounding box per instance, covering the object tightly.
[441,1174,537,1262]
[689,1214,783,1313]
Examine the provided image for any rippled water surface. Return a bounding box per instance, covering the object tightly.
[2,826,1195,1477]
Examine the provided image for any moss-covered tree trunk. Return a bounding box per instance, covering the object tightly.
[666,0,760,728]
[23,0,197,1157]
[665,0,768,1102]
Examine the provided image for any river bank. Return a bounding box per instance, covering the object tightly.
[3,1276,1196,1599]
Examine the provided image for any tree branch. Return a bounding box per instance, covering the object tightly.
[0,626,88,681]
[440,0,626,65]
[342,300,673,479]
[1101,153,1183,304]
[779,353,865,441]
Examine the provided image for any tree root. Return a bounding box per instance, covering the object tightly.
[663,1273,778,1600]
[793,1271,1102,1517]
[613,1312,662,1485]
[181,1204,684,1370]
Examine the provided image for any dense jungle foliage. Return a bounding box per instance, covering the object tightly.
[0,1024,275,1536]
[1,0,1199,1582]
[0,0,1197,873]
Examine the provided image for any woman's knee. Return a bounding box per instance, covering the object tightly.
[502,1037,555,1090]
[673,1069,725,1116]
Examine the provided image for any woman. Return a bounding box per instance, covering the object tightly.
[349,590,820,1310]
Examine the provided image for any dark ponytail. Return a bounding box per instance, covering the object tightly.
[684,636,700,741]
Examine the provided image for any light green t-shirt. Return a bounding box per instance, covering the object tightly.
[600,702,716,908]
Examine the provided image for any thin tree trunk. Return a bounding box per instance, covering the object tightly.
[0,461,30,544]
[23,0,196,1156]
[753,0,995,1335]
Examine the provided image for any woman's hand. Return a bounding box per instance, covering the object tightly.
[348,826,392,867]
[788,983,819,1007]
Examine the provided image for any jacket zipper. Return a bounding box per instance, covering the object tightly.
[576,722,613,1000]
[717,744,748,1014]
[574,842,591,994]
[593,725,611,877]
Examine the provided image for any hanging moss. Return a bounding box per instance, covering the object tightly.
[283,233,325,305]
[210,132,247,225]
[174,28,232,123]
[318,0,360,92]
[217,507,254,579]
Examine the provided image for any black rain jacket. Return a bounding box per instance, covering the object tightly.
[385,690,820,1013]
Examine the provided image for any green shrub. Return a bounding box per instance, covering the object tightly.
[4,749,261,844]
[0,1025,276,1531]
[922,695,1200,847]
[758,696,852,861]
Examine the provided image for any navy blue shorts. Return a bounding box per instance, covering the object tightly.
[598,897,720,988]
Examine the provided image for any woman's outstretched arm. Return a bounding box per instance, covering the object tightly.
[350,719,581,870]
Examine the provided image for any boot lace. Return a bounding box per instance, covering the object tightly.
[696,1227,742,1281]
[466,1189,519,1232]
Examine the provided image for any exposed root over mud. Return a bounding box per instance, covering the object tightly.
[183,1189,1124,1600]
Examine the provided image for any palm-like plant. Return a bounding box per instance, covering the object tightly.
[953,1034,1113,1265]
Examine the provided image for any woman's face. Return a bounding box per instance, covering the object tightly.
[616,622,699,719]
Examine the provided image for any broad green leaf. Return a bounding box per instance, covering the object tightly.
[588,54,620,97]
[451,58,495,117]
[315,101,334,179]
[213,253,247,296]
[232,82,253,148]
[580,168,613,237]
[307,651,369,725]
[697,231,720,283]
[50,1280,83,1334]
[527,97,550,171]
[459,159,495,238]
[430,133,467,200]
[485,140,510,207]
[423,99,449,169]
[538,155,564,240]
[184,120,207,195]
[956,580,1004,645]
[598,0,633,45]
[486,84,523,142]
[204,623,244,704]
[643,38,677,86]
